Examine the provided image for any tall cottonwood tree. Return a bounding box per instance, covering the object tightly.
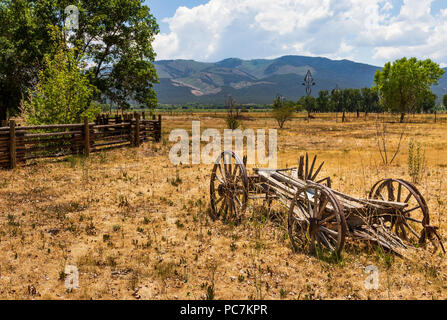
[0,0,159,121]
[374,57,444,122]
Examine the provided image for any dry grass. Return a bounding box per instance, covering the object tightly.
[0,112,446,300]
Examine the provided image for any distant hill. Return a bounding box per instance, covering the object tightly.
[154,56,447,105]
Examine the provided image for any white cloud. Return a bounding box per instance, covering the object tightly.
[153,0,447,66]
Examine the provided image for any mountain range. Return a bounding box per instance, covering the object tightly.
[153,55,447,105]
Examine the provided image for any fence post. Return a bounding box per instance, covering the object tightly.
[157,115,162,142]
[83,116,90,156]
[9,120,16,169]
[134,113,140,147]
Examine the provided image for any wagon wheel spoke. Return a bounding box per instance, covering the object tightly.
[298,203,311,219]
[213,194,225,206]
[306,193,313,218]
[402,220,420,238]
[219,200,228,218]
[230,198,238,218]
[398,223,407,240]
[222,198,231,221]
[312,189,320,218]
[215,168,225,184]
[295,201,309,219]
[403,192,412,204]
[397,183,402,202]
[319,232,335,251]
[316,195,328,219]
[320,213,336,225]
[404,216,423,224]
[319,227,339,251]
[232,162,239,179]
[320,225,339,237]
[233,194,242,208]
[387,181,395,201]
[218,164,226,181]
[404,205,421,215]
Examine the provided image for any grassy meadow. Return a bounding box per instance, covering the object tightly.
[0,112,446,299]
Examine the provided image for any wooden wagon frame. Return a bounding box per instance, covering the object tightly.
[209,151,445,256]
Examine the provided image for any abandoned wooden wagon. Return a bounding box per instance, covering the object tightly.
[209,151,444,256]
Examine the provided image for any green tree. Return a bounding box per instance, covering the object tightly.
[0,0,58,121]
[316,90,332,112]
[361,87,380,115]
[419,91,437,113]
[330,88,343,112]
[443,94,447,107]
[298,95,316,118]
[0,0,159,120]
[23,36,99,125]
[272,96,295,128]
[374,57,444,122]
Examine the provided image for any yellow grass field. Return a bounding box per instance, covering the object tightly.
[1,112,446,300]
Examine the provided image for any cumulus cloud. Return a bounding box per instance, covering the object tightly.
[153,0,447,66]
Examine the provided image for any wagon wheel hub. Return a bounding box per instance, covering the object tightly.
[217,183,226,197]
[218,182,237,197]
[309,217,320,236]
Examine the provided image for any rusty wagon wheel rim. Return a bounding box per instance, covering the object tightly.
[210,151,248,223]
[369,178,432,248]
[288,183,347,256]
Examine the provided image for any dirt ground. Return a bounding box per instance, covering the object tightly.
[0,112,446,300]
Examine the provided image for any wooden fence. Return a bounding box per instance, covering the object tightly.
[0,113,161,169]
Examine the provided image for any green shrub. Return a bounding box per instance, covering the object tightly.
[408,139,426,184]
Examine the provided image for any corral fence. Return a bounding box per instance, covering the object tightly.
[0,112,161,169]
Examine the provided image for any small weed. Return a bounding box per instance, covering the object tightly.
[280,288,287,299]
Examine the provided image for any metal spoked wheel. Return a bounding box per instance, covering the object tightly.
[369,178,444,253]
[288,183,347,256]
[210,151,248,223]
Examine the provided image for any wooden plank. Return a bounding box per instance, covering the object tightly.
[24,136,83,145]
[92,140,129,148]
[94,124,131,129]
[24,131,82,138]
[91,142,131,152]
[15,124,84,130]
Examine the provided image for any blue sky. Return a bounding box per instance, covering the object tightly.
[146,0,447,67]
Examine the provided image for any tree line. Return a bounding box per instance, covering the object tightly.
[272,57,445,127]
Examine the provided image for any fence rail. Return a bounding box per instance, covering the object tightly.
[0,113,162,169]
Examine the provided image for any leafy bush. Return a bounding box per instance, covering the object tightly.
[23,31,99,125]
[272,97,295,128]
[408,139,426,184]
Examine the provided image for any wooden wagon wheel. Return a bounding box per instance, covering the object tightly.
[288,183,347,255]
[210,151,248,223]
[369,179,444,252]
